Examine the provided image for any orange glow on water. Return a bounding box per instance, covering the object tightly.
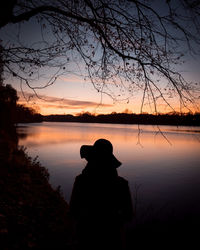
[19,122,200,150]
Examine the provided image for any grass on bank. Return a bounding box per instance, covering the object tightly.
[0,130,73,250]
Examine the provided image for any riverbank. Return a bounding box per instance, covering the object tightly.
[0,129,72,249]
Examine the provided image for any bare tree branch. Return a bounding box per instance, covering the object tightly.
[0,0,200,113]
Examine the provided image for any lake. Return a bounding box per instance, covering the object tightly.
[17,122,200,220]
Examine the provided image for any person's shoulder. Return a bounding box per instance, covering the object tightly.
[74,173,89,184]
[116,176,129,186]
[75,174,83,182]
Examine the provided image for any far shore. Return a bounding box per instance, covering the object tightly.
[21,112,200,127]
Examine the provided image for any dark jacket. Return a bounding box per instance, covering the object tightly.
[70,163,133,223]
[69,161,133,249]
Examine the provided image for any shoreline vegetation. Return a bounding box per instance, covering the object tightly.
[0,134,72,249]
[0,84,72,249]
[43,112,200,126]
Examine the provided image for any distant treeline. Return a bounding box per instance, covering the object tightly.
[44,112,200,126]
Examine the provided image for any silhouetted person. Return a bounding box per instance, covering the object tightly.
[70,139,133,250]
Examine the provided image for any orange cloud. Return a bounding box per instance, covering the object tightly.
[41,104,97,109]
[17,91,113,114]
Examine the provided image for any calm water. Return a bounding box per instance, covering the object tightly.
[17,122,200,219]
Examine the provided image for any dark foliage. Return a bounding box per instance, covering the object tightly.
[0,64,71,250]
[0,84,42,130]
[0,145,72,250]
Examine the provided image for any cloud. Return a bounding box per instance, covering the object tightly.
[41,104,91,109]
[60,76,85,83]
[17,91,113,110]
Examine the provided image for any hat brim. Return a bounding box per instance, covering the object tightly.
[80,145,121,168]
[80,145,93,160]
[110,154,122,168]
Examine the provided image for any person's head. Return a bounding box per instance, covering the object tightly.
[80,139,121,168]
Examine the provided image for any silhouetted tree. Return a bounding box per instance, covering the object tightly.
[16,104,43,122]
[0,49,42,128]
[0,0,200,112]
[0,45,4,86]
[0,83,18,128]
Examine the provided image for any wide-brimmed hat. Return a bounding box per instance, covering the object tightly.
[80,139,121,168]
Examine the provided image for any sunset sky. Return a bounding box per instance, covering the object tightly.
[13,65,200,115]
[1,1,200,115]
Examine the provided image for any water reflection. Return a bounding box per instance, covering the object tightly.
[17,122,200,219]
[18,122,200,146]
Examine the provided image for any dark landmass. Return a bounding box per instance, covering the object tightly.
[44,112,200,126]
[0,84,72,249]
[0,133,72,249]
